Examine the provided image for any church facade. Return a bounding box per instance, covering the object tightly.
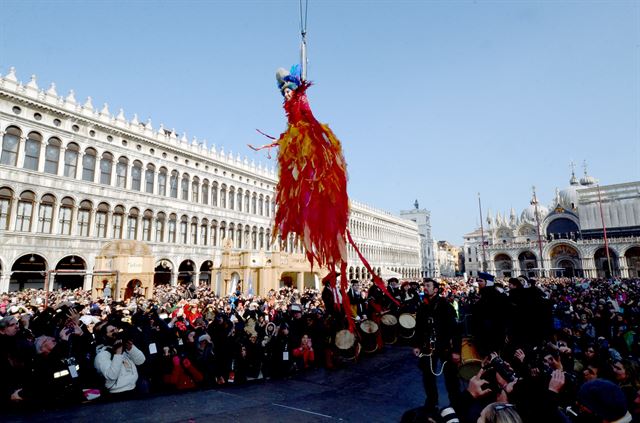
[464,170,640,279]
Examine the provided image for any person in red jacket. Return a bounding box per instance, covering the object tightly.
[293,334,315,370]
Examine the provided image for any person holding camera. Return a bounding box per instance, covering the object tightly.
[413,278,462,413]
[94,324,146,398]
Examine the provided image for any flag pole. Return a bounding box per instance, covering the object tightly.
[597,184,613,278]
[478,193,487,272]
[532,186,546,277]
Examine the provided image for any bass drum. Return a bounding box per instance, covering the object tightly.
[335,329,360,361]
[398,313,416,340]
[359,320,380,354]
[380,314,398,344]
[458,338,482,380]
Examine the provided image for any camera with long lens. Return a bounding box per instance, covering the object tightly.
[485,355,517,383]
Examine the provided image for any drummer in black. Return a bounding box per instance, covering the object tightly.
[413,278,461,413]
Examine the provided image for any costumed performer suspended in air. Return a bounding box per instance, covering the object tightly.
[249,65,398,329]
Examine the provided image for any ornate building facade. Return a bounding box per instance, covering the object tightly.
[400,201,437,277]
[464,170,640,279]
[0,68,421,296]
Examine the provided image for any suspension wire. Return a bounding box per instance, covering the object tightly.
[299,0,309,81]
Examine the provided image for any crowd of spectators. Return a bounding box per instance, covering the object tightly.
[2,275,640,423]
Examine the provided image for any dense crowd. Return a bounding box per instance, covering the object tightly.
[2,275,640,423]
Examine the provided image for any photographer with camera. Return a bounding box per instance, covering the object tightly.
[94,324,146,399]
[413,278,462,414]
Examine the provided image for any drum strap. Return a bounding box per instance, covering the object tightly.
[420,352,447,377]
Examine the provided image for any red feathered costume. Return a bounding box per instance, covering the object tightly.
[254,78,398,330]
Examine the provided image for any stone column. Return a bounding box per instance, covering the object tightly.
[71,206,79,236]
[16,136,26,168]
[30,200,39,233]
[83,274,92,291]
[9,195,19,231]
[93,154,101,183]
[297,272,304,292]
[512,258,521,277]
[57,147,66,176]
[171,271,178,287]
[153,170,159,195]
[0,273,10,293]
[134,215,142,240]
[105,210,113,238]
[37,141,47,172]
[125,164,132,190]
[110,161,117,187]
[75,152,84,180]
[88,208,96,237]
[51,203,60,235]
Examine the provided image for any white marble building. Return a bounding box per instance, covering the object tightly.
[464,169,640,279]
[0,68,421,293]
[400,201,437,277]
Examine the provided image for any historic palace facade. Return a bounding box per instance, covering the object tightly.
[464,171,640,279]
[0,68,421,297]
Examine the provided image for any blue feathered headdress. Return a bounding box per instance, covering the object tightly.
[276,64,302,96]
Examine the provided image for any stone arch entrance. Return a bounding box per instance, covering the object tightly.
[54,255,86,290]
[550,244,582,277]
[594,247,619,278]
[124,279,142,301]
[518,251,537,278]
[494,253,513,278]
[199,260,213,286]
[10,254,47,291]
[92,240,154,300]
[154,259,173,286]
[178,260,196,285]
[625,247,640,278]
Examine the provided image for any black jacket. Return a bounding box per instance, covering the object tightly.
[414,295,461,354]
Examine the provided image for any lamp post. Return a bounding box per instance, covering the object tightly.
[532,186,545,277]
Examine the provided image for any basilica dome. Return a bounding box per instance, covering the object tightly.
[521,203,549,223]
[559,172,580,210]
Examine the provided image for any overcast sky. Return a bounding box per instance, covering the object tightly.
[1,0,638,243]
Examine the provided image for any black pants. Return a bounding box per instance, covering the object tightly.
[419,351,460,410]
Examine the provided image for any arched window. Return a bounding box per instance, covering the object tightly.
[251,193,257,214]
[200,218,209,246]
[145,164,155,194]
[170,171,179,198]
[219,221,226,242]
[191,177,200,203]
[38,194,55,233]
[258,195,264,216]
[82,148,97,182]
[0,187,13,230]
[180,215,188,243]
[142,209,153,241]
[95,202,109,238]
[211,182,218,207]
[251,227,257,250]
[265,228,270,250]
[211,220,218,246]
[131,160,143,191]
[220,184,227,208]
[168,213,177,243]
[100,152,113,185]
[202,180,209,205]
[1,126,20,166]
[237,189,243,212]
[59,197,75,235]
[44,137,61,174]
[155,212,166,242]
[127,207,139,239]
[236,224,242,248]
[64,143,79,178]
[116,156,128,188]
[77,200,92,236]
[158,167,168,196]
[23,132,42,171]
[228,223,235,243]
[190,217,198,244]
[244,191,250,212]
[112,205,125,239]
[229,187,235,210]
[265,196,270,217]
[15,191,35,231]
[181,174,189,200]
